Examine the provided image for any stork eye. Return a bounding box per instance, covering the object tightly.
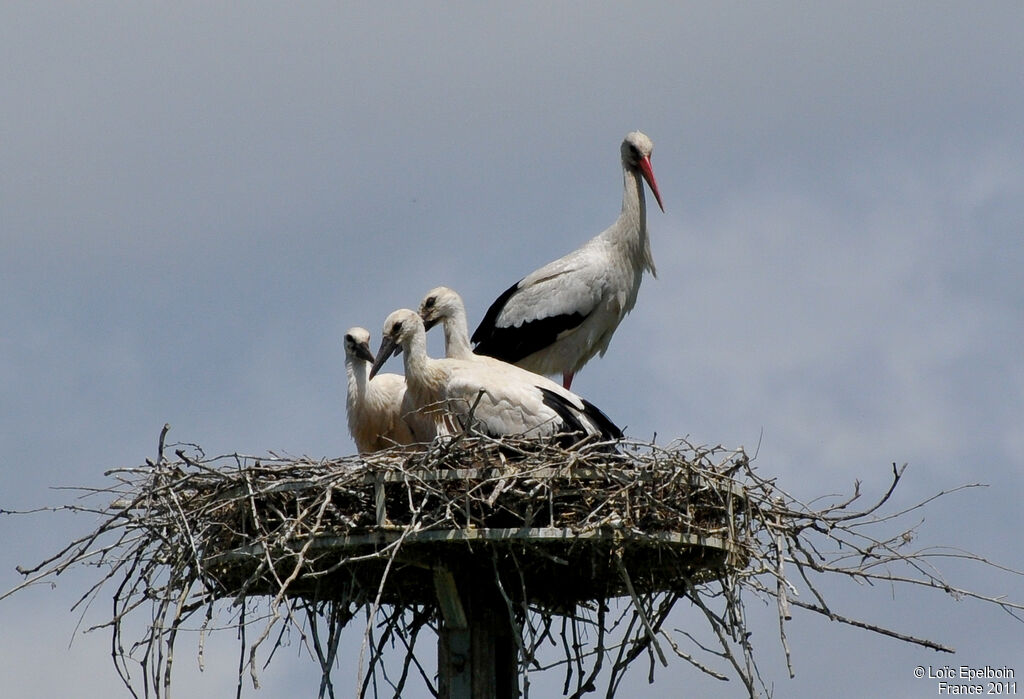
[392,321,403,335]
[424,297,436,309]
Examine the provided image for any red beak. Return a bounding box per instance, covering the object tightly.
[638,156,665,213]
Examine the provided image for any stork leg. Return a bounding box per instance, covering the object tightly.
[562,370,575,390]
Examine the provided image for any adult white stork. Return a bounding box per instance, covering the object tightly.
[471,131,665,390]
[343,327,432,454]
[370,309,622,446]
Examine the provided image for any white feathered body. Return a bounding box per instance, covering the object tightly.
[346,360,416,453]
[344,327,433,453]
[471,131,661,385]
[501,217,652,378]
[386,310,620,442]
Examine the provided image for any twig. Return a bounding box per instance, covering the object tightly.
[3,428,1021,699]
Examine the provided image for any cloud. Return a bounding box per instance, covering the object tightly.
[3,4,1023,697]
[633,144,1024,494]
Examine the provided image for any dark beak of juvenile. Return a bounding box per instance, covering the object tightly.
[354,341,376,364]
[369,336,400,379]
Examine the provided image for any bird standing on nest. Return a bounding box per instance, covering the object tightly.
[471,131,665,390]
[343,327,431,453]
[371,309,622,446]
[419,286,489,361]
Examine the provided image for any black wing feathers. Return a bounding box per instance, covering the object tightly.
[578,397,623,441]
[472,280,589,364]
[537,386,588,440]
[471,280,521,346]
[537,386,622,446]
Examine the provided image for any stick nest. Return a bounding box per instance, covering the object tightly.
[198,435,748,610]
[6,426,1023,698]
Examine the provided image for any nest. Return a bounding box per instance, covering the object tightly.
[7,425,1023,699]
[198,437,748,610]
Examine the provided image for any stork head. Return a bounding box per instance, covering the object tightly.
[343,327,376,364]
[370,309,423,379]
[418,286,464,331]
[622,131,664,213]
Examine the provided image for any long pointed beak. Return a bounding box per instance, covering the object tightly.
[354,341,376,364]
[638,156,665,213]
[369,335,400,379]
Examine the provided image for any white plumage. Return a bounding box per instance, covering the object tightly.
[418,286,486,361]
[343,327,430,454]
[471,131,665,390]
[370,309,621,445]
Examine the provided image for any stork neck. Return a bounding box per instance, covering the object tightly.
[622,166,647,226]
[401,326,448,410]
[443,309,474,359]
[605,166,647,242]
[606,165,656,275]
[400,328,432,384]
[346,357,369,399]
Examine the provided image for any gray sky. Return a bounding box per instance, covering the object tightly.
[3,3,1023,697]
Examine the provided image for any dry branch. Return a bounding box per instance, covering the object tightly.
[3,429,1022,698]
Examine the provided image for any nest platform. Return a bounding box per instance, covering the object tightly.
[13,427,999,699]
[203,459,749,610]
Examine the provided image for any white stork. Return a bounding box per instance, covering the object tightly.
[418,286,483,360]
[343,327,431,454]
[370,309,622,446]
[471,131,665,390]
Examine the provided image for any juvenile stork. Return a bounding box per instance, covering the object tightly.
[343,327,430,454]
[370,309,622,446]
[418,286,482,360]
[471,131,665,389]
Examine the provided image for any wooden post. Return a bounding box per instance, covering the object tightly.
[373,472,386,526]
[435,567,519,699]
